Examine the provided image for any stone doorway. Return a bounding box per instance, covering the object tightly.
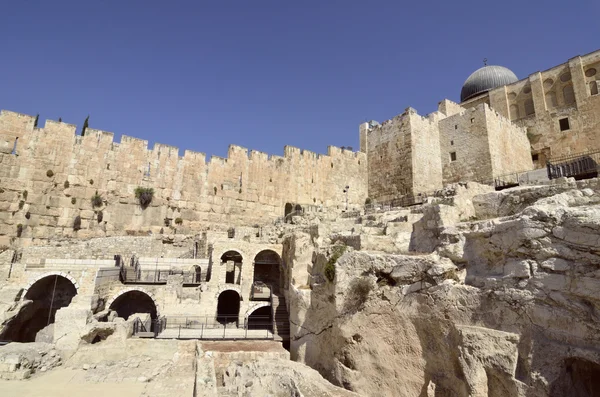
[253,250,281,293]
[216,290,240,325]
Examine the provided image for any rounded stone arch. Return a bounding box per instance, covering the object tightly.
[216,289,241,324]
[106,287,160,317]
[244,302,271,320]
[214,284,242,301]
[219,249,245,285]
[22,272,79,300]
[252,249,283,291]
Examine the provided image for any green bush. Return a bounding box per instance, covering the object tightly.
[97,211,103,223]
[73,216,82,231]
[64,180,70,189]
[134,187,154,209]
[174,217,183,225]
[18,200,24,210]
[91,191,103,208]
[71,197,76,205]
[16,224,23,237]
[22,190,28,200]
[324,245,347,282]
[46,170,54,178]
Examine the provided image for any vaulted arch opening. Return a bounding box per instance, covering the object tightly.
[0,275,77,342]
[221,251,242,284]
[253,250,282,294]
[216,290,240,325]
[246,306,272,330]
[109,290,157,321]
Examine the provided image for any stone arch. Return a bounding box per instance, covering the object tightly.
[22,271,79,299]
[216,289,241,324]
[244,302,271,320]
[220,250,243,284]
[215,284,242,300]
[563,84,575,105]
[253,249,283,293]
[2,274,78,342]
[106,287,159,318]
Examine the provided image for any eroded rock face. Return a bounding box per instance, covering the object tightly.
[288,183,600,397]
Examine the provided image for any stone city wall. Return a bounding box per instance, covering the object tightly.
[0,110,368,245]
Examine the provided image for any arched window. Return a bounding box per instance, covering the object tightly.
[524,99,535,116]
[509,104,519,120]
[545,91,558,108]
[563,85,575,105]
[590,81,599,96]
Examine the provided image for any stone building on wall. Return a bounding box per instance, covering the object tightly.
[360,48,600,203]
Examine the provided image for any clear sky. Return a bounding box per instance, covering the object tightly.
[1,0,598,158]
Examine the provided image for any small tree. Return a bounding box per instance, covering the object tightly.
[34,114,39,128]
[58,117,62,122]
[46,170,54,178]
[175,217,183,225]
[134,187,154,209]
[81,115,89,136]
[16,224,23,237]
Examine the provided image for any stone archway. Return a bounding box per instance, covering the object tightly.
[107,287,159,320]
[1,274,78,342]
[253,250,282,293]
[220,250,243,284]
[246,305,272,330]
[216,290,240,325]
[22,272,79,298]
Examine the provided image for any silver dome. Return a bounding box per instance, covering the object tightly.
[460,65,518,102]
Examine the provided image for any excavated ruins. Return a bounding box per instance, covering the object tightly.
[0,178,600,396]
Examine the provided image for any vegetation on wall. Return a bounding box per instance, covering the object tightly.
[25,211,31,220]
[174,217,183,225]
[71,197,76,205]
[73,216,82,231]
[18,201,24,210]
[91,191,103,208]
[365,197,372,205]
[64,180,69,189]
[16,224,23,238]
[46,170,54,178]
[344,278,373,313]
[97,211,103,223]
[324,245,347,283]
[135,187,154,209]
[22,190,28,200]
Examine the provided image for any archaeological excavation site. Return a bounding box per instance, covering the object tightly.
[1,49,600,396]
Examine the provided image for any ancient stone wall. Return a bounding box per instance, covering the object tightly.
[439,105,494,184]
[464,49,600,166]
[409,110,443,194]
[0,111,368,244]
[364,112,413,202]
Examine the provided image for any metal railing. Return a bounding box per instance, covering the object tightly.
[141,315,280,340]
[120,267,204,285]
[547,150,600,180]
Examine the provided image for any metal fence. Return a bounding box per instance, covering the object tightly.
[120,267,204,285]
[133,315,281,340]
[547,150,600,180]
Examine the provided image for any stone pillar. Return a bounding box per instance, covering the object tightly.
[569,56,587,107]
[529,72,546,115]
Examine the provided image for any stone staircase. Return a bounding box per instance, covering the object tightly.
[271,294,290,342]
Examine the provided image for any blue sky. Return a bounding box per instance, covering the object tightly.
[1,0,598,158]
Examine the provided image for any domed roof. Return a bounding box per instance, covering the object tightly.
[460,65,518,102]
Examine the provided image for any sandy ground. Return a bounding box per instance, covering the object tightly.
[0,368,146,397]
